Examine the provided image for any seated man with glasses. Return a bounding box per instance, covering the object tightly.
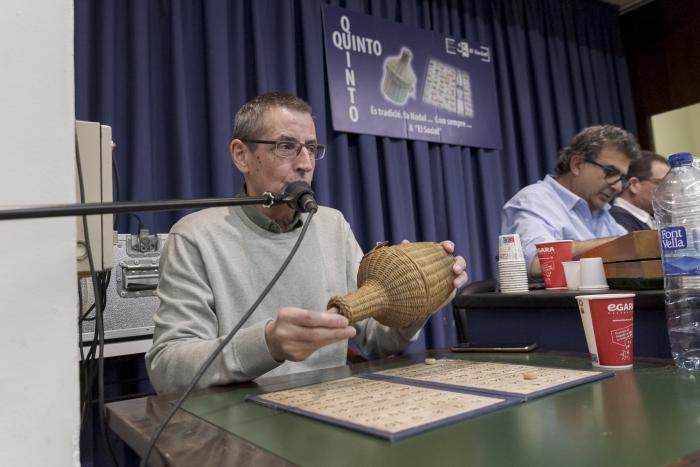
[610,150,670,232]
[501,125,641,277]
[146,92,467,394]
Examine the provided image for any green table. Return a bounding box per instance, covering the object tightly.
[106,352,700,467]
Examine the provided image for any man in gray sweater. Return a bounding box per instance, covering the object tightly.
[146,92,467,394]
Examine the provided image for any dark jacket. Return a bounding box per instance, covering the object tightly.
[609,205,651,232]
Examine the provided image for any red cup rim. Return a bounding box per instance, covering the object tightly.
[535,240,574,246]
[574,293,635,300]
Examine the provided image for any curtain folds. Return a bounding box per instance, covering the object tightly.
[74,0,635,351]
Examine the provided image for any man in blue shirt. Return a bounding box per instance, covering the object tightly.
[501,125,641,276]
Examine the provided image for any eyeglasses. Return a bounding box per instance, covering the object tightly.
[584,158,629,187]
[242,139,326,160]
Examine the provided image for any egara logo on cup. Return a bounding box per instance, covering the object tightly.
[537,246,554,254]
[607,303,633,312]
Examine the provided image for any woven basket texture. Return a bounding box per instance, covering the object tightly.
[327,242,454,327]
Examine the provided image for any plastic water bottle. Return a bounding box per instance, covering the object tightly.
[653,152,700,370]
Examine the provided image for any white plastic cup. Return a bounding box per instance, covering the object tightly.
[562,261,581,291]
[579,257,609,290]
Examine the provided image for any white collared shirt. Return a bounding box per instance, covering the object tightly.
[613,197,657,229]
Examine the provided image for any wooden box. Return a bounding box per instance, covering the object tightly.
[604,259,663,279]
[579,230,660,263]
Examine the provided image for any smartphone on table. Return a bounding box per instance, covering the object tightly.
[450,342,537,353]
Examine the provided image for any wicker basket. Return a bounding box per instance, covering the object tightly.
[327,242,455,327]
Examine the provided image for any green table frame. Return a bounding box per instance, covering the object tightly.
[107,351,700,467]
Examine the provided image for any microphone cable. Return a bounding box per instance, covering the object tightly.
[75,133,120,467]
[78,269,110,427]
[112,154,144,232]
[139,206,317,467]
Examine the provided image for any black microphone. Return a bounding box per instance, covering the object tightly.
[283,181,318,213]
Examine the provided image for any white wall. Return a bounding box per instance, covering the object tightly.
[0,1,79,466]
[651,102,700,158]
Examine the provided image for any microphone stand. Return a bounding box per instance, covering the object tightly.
[1,177,321,467]
[0,190,291,467]
[0,192,285,221]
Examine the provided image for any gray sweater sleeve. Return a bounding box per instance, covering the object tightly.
[145,233,281,394]
[353,318,425,358]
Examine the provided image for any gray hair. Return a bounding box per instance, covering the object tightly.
[233,92,313,143]
[554,125,641,175]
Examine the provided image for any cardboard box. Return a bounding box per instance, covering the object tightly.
[579,230,660,263]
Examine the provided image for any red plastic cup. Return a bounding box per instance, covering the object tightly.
[535,240,574,289]
[575,294,635,369]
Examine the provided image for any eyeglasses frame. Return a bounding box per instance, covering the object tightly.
[582,157,629,188]
[241,139,326,160]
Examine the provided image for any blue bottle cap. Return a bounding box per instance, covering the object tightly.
[668,152,694,167]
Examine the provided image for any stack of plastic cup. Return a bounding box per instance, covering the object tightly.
[498,234,529,293]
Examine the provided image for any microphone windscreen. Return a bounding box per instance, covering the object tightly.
[284,181,317,213]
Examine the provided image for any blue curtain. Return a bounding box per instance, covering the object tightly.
[74,0,636,352]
